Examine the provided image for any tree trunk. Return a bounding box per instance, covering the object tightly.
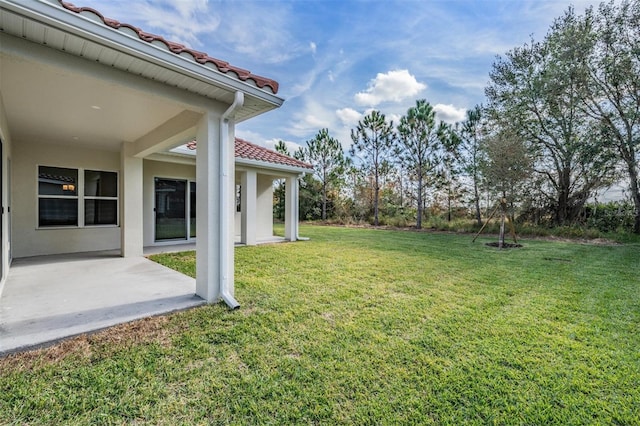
[499,197,507,249]
[416,175,423,229]
[322,181,327,221]
[374,173,380,227]
[628,161,640,234]
[447,187,452,222]
[499,209,506,249]
[473,180,482,226]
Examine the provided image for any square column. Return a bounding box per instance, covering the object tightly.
[241,170,257,245]
[120,142,144,257]
[195,112,221,302]
[195,111,236,303]
[284,176,299,241]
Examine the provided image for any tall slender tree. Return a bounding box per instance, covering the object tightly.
[456,105,486,226]
[350,110,395,226]
[299,129,347,220]
[396,100,448,229]
[273,140,291,221]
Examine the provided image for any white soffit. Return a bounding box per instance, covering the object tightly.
[0,0,283,122]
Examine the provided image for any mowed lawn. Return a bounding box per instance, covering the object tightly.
[1,226,639,424]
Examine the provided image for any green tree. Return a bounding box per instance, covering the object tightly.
[272,140,290,221]
[578,0,640,233]
[396,100,448,229]
[455,105,487,226]
[350,110,395,226]
[486,11,615,226]
[481,128,534,247]
[298,129,347,221]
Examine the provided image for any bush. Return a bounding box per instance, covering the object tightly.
[584,201,634,233]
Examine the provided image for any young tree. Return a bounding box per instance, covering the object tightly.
[578,0,640,233]
[396,100,448,229]
[298,129,347,221]
[481,128,534,247]
[350,110,395,226]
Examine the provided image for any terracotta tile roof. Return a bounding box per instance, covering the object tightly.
[58,1,279,94]
[235,138,313,170]
[186,139,313,170]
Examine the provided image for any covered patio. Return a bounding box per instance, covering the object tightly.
[0,249,204,355]
[0,0,284,319]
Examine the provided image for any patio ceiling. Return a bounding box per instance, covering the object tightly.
[0,0,283,152]
[0,50,188,151]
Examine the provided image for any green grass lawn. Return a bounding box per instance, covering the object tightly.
[1,225,639,424]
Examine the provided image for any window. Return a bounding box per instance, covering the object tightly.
[38,166,78,227]
[38,166,118,227]
[84,170,118,225]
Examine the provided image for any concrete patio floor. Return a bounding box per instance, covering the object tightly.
[0,248,204,355]
[0,237,291,355]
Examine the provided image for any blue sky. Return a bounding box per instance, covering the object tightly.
[77,0,604,153]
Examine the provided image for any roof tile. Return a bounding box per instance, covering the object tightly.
[235,138,313,170]
[58,1,279,94]
[186,139,313,170]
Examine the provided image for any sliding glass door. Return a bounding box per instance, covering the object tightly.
[155,178,187,241]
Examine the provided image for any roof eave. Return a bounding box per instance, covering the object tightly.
[235,157,312,175]
[0,0,284,111]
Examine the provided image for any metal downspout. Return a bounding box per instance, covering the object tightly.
[219,91,244,309]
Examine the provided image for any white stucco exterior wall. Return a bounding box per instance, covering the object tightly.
[0,91,13,295]
[11,140,120,257]
[256,174,274,240]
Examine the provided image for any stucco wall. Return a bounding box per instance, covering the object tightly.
[12,140,120,257]
[142,159,196,246]
[0,91,13,293]
[256,174,274,239]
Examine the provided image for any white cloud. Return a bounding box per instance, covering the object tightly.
[287,101,334,138]
[328,70,335,82]
[235,129,266,145]
[388,113,402,126]
[264,138,304,155]
[434,104,467,123]
[335,108,362,126]
[310,41,317,55]
[354,70,426,106]
[78,0,304,64]
[78,0,219,48]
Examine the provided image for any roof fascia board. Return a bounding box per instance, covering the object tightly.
[0,0,284,107]
[235,157,311,175]
[150,151,310,175]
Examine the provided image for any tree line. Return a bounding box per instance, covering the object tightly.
[275,0,640,234]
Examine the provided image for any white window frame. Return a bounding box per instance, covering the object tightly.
[37,165,119,229]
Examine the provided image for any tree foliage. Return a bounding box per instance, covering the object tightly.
[298,129,347,220]
[454,105,487,226]
[579,0,640,233]
[396,100,449,228]
[486,10,616,226]
[350,110,395,226]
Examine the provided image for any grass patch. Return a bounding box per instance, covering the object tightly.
[1,225,639,424]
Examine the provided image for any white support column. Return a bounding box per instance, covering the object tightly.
[241,170,257,245]
[195,111,221,302]
[120,142,144,257]
[284,176,299,241]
